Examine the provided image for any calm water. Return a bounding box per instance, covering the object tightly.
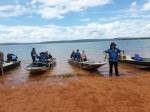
[0,39,150,85]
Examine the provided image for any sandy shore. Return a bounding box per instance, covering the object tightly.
[0,71,150,112]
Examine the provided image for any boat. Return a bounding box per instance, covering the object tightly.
[119,58,150,69]
[3,61,21,72]
[68,59,106,71]
[26,58,56,73]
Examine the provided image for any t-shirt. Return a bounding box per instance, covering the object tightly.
[105,48,121,62]
[31,50,36,57]
[75,52,81,61]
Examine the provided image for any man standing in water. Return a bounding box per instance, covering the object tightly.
[104,42,121,77]
[0,51,4,76]
[31,48,37,63]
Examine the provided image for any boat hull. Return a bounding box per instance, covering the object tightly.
[3,61,21,72]
[119,59,150,69]
[68,59,106,71]
[26,58,56,73]
[26,66,49,73]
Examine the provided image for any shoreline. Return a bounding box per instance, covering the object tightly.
[0,70,150,112]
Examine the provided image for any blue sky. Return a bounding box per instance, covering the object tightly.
[0,0,150,43]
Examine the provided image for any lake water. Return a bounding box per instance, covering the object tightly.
[0,39,150,85]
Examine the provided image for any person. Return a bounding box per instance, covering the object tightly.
[70,50,76,60]
[44,51,49,63]
[37,52,44,63]
[104,42,121,77]
[37,52,48,63]
[119,50,126,60]
[7,53,18,62]
[75,49,81,61]
[37,52,49,67]
[31,48,37,63]
[12,54,18,61]
[48,53,53,59]
[0,51,4,76]
[81,50,87,61]
[7,53,13,62]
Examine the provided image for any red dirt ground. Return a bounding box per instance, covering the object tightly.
[0,71,150,112]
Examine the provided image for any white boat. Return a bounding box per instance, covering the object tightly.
[26,58,56,73]
[3,61,21,72]
[119,58,150,69]
[68,59,106,71]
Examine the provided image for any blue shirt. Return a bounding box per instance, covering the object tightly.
[105,48,121,62]
[75,52,81,61]
[37,55,48,63]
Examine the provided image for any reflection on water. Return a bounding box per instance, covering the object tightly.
[0,39,150,86]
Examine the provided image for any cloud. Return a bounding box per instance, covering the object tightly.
[130,1,138,16]
[0,0,111,19]
[0,19,150,43]
[80,18,91,22]
[142,0,150,11]
[0,4,27,18]
[35,0,112,19]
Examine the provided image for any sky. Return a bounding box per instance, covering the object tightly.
[0,0,150,43]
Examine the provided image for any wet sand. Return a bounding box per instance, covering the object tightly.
[0,64,150,112]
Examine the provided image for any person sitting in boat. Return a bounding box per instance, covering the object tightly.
[81,50,87,61]
[38,52,49,63]
[7,53,13,62]
[44,51,50,63]
[31,48,37,63]
[48,53,53,59]
[7,53,18,62]
[119,50,126,60]
[12,54,18,61]
[37,52,49,66]
[70,50,76,60]
[75,49,81,62]
[133,54,143,61]
[37,52,45,62]
[104,42,121,77]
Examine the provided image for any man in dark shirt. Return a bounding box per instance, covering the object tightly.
[31,48,37,63]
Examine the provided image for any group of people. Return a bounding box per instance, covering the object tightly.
[70,49,87,62]
[31,48,53,64]
[70,42,121,76]
[0,42,125,77]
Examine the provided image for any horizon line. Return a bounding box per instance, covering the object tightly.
[0,37,150,45]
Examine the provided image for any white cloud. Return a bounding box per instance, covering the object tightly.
[0,0,111,19]
[130,1,138,16]
[80,18,90,22]
[142,0,150,11]
[0,20,150,43]
[34,0,112,19]
[37,7,64,19]
[0,4,27,18]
